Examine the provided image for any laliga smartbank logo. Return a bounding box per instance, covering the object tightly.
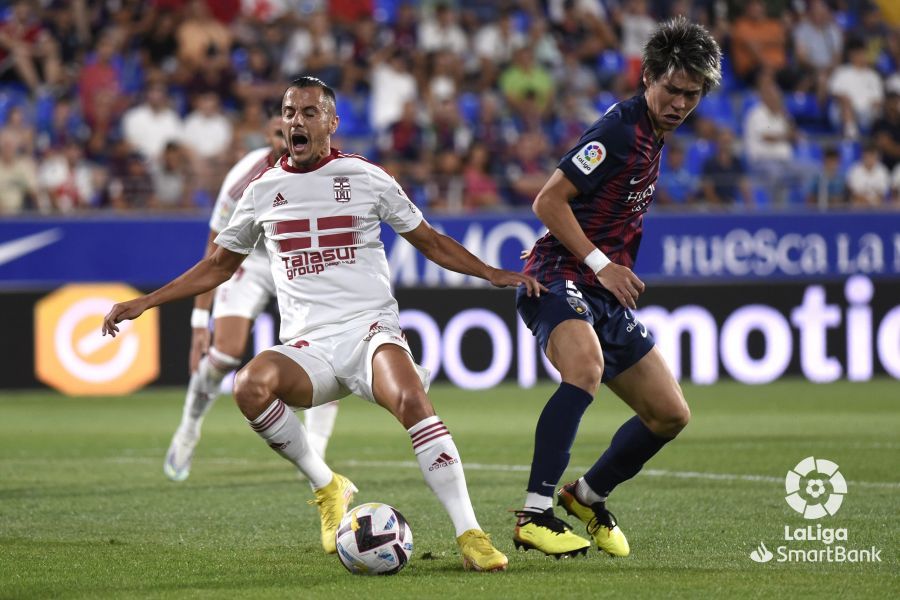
[749,457,882,564]
[35,284,159,395]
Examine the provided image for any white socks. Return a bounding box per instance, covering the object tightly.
[179,348,240,436]
[408,416,480,536]
[576,476,606,505]
[249,399,333,489]
[524,492,553,513]
[304,401,339,459]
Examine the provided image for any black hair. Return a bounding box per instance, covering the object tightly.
[642,16,722,96]
[285,76,336,107]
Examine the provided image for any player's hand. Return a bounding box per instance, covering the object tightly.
[486,268,548,297]
[101,298,149,337]
[595,263,645,309]
[189,327,211,373]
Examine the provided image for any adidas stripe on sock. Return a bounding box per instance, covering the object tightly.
[408,416,480,536]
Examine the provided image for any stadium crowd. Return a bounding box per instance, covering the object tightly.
[0,0,898,215]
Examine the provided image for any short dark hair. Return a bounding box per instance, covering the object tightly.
[642,17,722,96]
[285,76,336,108]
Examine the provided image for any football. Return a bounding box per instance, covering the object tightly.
[335,503,413,575]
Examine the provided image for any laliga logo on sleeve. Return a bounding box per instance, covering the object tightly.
[785,456,846,519]
[572,141,606,174]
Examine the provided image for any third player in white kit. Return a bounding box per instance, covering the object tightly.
[164,107,339,482]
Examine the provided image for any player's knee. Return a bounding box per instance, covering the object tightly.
[565,360,603,394]
[393,388,434,428]
[649,402,691,438]
[233,364,276,419]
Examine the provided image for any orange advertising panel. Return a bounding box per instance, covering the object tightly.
[35,284,159,395]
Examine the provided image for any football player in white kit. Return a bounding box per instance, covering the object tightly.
[103,77,546,572]
[164,104,340,482]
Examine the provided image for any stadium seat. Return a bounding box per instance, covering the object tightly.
[0,85,28,125]
[839,140,861,172]
[458,92,480,125]
[695,91,734,128]
[686,139,715,176]
[794,138,823,164]
[34,92,55,131]
[594,91,618,116]
[752,185,773,207]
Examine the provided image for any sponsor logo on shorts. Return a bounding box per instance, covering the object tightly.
[363,321,394,341]
[567,297,588,314]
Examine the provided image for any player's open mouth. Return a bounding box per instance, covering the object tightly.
[664,114,681,125]
[291,132,309,152]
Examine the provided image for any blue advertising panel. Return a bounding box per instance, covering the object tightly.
[1,211,898,288]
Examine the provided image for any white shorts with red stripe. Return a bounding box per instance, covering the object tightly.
[212,248,274,321]
[266,316,430,407]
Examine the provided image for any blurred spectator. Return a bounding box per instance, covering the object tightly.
[793,0,843,73]
[426,50,462,108]
[504,130,552,207]
[176,0,232,75]
[232,101,268,154]
[462,143,504,212]
[548,0,616,62]
[151,141,193,210]
[141,8,179,70]
[388,2,419,55]
[471,92,517,159]
[425,96,472,155]
[281,11,340,86]
[3,105,34,155]
[78,31,128,155]
[526,17,563,71]
[43,0,89,74]
[121,83,184,163]
[0,130,42,214]
[107,151,157,210]
[500,47,554,118]
[846,144,889,207]
[619,0,657,89]
[806,147,847,206]
[892,164,900,203]
[38,140,99,212]
[656,142,698,206]
[729,0,787,86]
[743,76,812,204]
[700,128,752,207]
[234,46,282,107]
[473,9,525,90]
[426,149,464,213]
[370,49,417,132]
[340,17,385,94]
[380,100,426,162]
[418,3,468,56]
[0,0,62,94]
[182,92,232,160]
[829,38,884,139]
[873,92,900,171]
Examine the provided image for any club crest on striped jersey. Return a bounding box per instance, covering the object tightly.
[333,176,351,202]
[572,141,606,174]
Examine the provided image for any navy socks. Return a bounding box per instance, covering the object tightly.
[526,382,594,495]
[584,415,671,498]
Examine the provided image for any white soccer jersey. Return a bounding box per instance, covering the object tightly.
[215,149,423,343]
[209,147,274,271]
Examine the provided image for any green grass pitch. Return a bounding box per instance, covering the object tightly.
[1,379,897,599]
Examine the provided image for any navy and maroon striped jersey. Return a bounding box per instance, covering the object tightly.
[524,94,664,289]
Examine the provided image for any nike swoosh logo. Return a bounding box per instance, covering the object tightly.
[541,481,555,488]
[0,229,63,267]
[629,174,648,185]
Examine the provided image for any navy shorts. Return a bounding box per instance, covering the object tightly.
[516,278,655,383]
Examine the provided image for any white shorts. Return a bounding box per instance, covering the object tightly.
[212,251,274,320]
[267,318,430,407]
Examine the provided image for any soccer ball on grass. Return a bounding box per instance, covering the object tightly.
[335,502,413,575]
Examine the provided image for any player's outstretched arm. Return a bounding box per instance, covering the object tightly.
[101,246,247,338]
[400,221,547,297]
[533,169,645,309]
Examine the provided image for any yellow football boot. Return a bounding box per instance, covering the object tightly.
[558,482,630,557]
[309,473,357,554]
[457,529,509,572]
[513,509,590,558]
